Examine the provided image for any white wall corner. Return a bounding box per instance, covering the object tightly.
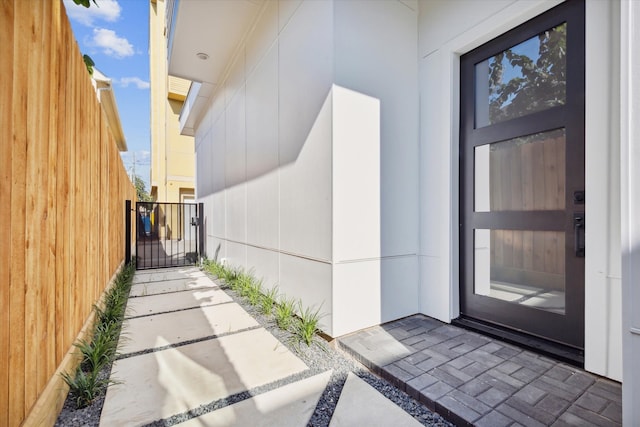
[620,0,640,423]
[584,0,622,380]
[331,84,381,263]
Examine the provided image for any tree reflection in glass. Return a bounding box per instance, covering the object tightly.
[475,23,567,127]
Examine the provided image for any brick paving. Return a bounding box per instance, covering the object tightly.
[337,315,621,426]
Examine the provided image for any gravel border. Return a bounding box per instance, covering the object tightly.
[55,269,454,427]
[55,364,111,427]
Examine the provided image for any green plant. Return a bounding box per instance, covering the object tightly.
[260,286,279,316]
[234,272,252,297]
[222,266,241,287]
[75,323,119,373]
[61,262,134,409]
[61,368,113,408]
[98,289,126,325]
[203,260,226,280]
[293,303,323,346]
[246,280,263,306]
[275,297,296,331]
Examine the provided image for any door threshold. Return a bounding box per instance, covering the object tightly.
[452,316,584,367]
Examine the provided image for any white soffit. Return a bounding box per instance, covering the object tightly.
[168,0,262,84]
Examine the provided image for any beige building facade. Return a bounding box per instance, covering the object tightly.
[149,0,195,204]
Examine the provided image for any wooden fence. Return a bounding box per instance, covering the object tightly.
[488,133,566,289]
[0,1,136,425]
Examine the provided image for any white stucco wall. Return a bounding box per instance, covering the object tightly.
[194,0,418,337]
[417,0,623,380]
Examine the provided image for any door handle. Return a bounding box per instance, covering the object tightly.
[574,213,585,257]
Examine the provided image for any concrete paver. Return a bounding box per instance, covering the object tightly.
[329,373,424,427]
[101,329,308,426]
[129,275,216,297]
[180,371,332,427]
[125,287,232,318]
[131,267,206,284]
[119,303,259,355]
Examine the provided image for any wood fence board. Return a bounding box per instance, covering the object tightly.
[9,0,29,421]
[24,0,49,404]
[0,1,15,424]
[44,0,58,386]
[543,137,561,209]
[54,0,68,364]
[557,136,566,210]
[508,144,523,210]
[532,141,546,210]
[66,24,78,353]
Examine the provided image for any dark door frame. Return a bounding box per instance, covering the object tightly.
[458,0,586,357]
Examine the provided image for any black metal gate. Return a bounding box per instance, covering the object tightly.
[134,202,203,270]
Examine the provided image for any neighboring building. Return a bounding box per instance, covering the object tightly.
[91,68,127,152]
[165,0,640,422]
[149,0,195,203]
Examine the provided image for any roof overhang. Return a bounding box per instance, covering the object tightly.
[179,81,215,136]
[167,0,262,85]
[92,68,128,151]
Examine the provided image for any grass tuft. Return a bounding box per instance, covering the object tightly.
[293,303,323,346]
[61,369,114,409]
[275,297,296,331]
[246,279,263,306]
[260,285,279,316]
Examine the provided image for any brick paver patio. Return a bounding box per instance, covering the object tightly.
[338,315,622,426]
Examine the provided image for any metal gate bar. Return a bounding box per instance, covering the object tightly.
[135,202,200,270]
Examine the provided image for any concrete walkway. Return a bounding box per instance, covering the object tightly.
[100,267,426,426]
[338,316,622,426]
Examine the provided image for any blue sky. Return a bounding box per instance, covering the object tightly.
[63,0,151,190]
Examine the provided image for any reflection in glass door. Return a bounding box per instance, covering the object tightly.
[459,0,585,351]
[475,130,567,314]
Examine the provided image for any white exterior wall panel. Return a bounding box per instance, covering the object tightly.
[584,0,622,380]
[279,254,333,334]
[332,0,419,329]
[418,49,456,322]
[246,42,279,251]
[621,1,640,421]
[335,0,419,260]
[278,0,334,262]
[246,246,279,292]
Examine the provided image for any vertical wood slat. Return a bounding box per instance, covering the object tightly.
[45,0,60,386]
[54,0,69,365]
[0,2,16,426]
[9,0,29,422]
[3,1,137,425]
[23,0,50,404]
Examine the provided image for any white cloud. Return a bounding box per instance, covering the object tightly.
[117,77,150,90]
[64,0,121,27]
[89,28,134,59]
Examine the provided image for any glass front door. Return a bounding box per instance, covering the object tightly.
[459,0,585,349]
